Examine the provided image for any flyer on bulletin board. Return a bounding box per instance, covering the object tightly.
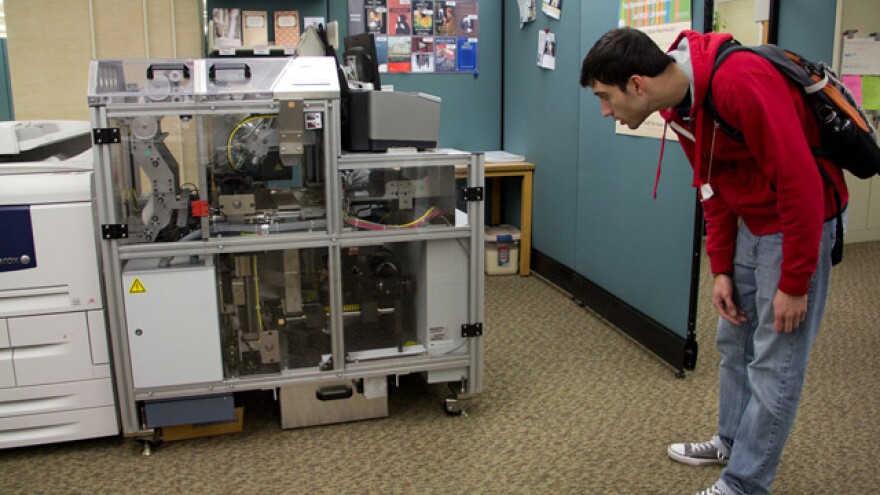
[348,0,480,74]
[615,0,691,140]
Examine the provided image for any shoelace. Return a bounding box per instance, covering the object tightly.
[688,440,728,460]
[688,441,716,454]
[696,485,723,495]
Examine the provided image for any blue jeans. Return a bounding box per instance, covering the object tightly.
[715,218,835,495]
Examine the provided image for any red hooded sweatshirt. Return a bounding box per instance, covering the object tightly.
[660,30,848,296]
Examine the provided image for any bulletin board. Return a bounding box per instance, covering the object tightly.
[347,0,480,74]
[840,36,880,113]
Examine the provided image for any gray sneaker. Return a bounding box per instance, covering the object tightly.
[667,437,729,466]
[694,484,725,495]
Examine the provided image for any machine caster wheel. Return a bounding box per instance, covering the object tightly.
[139,438,161,456]
[443,398,464,416]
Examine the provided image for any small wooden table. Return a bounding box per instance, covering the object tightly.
[456,161,535,276]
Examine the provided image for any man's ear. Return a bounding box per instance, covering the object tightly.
[629,75,647,95]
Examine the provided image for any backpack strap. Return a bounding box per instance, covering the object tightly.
[704,39,747,142]
[814,156,846,265]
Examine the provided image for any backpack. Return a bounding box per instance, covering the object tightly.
[704,40,880,265]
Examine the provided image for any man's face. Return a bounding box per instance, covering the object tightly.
[591,79,650,130]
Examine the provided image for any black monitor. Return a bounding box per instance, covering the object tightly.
[343,33,382,91]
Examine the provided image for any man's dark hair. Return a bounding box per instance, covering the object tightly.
[580,28,672,91]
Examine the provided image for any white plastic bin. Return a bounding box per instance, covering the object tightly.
[485,225,521,275]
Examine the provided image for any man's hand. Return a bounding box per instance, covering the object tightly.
[773,290,808,333]
[713,274,747,326]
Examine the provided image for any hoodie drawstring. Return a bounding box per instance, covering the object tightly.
[654,122,669,199]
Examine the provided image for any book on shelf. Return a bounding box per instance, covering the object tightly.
[242,10,269,48]
[213,8,242,49]
[274,10,301,47]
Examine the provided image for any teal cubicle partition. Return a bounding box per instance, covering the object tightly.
[776,1,836,62]
[504,1,708,373]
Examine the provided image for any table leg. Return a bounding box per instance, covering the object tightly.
[490,177,501,225]
[520,172,533,276]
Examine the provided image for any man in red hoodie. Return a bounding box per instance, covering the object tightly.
[580,28,847,495]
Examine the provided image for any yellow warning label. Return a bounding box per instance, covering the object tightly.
[129,278,146,294]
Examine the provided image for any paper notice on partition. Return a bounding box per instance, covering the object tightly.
[862,76,880,111]
[841,75,863,106]
[842,37,880,76]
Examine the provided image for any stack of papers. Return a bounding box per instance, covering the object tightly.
[483,150,526,162]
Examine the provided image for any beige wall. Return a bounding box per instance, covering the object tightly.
[5,0,203,120]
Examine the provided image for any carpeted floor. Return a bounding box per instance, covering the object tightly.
[0,242,877,494]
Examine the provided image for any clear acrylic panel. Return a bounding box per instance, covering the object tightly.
[108,115,201,243]
[203,112,327,239]
[341,239,469,364]
[339,164,459,232]
[217,248,331,377]
[88,59,197,106]
[202,58,289,102]
[106,109,327,243]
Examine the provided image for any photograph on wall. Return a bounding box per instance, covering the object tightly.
[348,0,479,74]
[413,1,435,36]
[434,36,457,72]
[366,0,388,34]
[435,1,456,36]
[542,0,562,20]
[537,30,556,70]
[412,37,436,72]
[616,0,691,139]
[389,0,413,35]
[213,8,242,49]
[388,36,414,72]
[457,37,478,72]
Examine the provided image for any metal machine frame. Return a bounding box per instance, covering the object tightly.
[87,57,484,440]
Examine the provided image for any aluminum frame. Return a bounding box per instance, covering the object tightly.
[89,58,484,436]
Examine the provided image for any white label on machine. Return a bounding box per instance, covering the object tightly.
[429,326,451,347]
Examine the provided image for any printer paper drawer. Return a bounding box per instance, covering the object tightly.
[0,405,118,449]
[0,378,115,418]
[8,312,95,386]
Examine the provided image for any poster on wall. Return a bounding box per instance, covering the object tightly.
[616,0,691,139]
[348,0,480,74]
[517,0,537,28]
[389,0,413,34]
[542,0,562,20]
[365,0,387,33]
[412,36,435,72]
